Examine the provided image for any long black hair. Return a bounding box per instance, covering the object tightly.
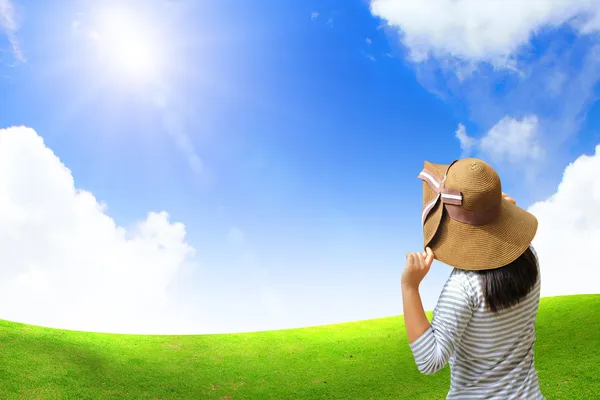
[474,246,538,313]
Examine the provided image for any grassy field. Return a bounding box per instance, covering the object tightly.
[0,294,598,400]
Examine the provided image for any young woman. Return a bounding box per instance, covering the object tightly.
[402,158,545,399]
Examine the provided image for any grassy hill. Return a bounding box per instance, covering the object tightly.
[0,294,598,400]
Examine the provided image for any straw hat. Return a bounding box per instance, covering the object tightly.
[418,158,538,271]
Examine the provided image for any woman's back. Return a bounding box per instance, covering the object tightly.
[449,266,542,398]
[409,249,545,399]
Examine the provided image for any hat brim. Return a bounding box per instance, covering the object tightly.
[426,197,538,270]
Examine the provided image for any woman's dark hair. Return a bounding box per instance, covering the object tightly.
[474,247,538,313]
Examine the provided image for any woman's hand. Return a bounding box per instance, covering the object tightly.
[502,192,516,205]
[402,247,435,290]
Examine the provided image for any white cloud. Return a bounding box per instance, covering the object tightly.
[311,12,319,20]
[0,0,24,62]
[528,145,600,297]
[455,123,477,156]
[455,116,543,164]
[370,0,600,66]
[480,115,543,164]
[0,126,198,334]
[366,37,373,45]
[370,1,600,170]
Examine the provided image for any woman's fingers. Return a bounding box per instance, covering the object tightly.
[502,192,516,205]
[418,251,429,270]
[407,251,433,271]
[408,252,423,269]
[402,251,432,288]
[415,253,424,269]
[425,247,435,267]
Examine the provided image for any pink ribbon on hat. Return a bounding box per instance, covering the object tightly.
[417,162,462,226]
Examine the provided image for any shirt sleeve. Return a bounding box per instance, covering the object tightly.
[408,270,476,375]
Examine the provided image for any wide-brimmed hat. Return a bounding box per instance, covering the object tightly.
[418,158,538,270]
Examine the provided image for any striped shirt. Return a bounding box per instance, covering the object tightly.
[409,248,545,399]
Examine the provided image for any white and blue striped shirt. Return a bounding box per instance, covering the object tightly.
[409,253,545,399]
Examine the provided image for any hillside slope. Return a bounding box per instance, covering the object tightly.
[0,294,598,399]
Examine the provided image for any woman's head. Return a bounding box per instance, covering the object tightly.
[418,158,538,271]
[473,246,538,313]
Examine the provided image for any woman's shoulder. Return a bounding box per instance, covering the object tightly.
[450,267,479,281]
[448,268,482,308]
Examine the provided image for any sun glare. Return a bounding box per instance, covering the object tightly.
[92,8,163,81]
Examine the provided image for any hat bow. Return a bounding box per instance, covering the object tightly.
[417,162,501,227]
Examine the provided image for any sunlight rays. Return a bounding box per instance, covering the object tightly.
[91,7,164,82]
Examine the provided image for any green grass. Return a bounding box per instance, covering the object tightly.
[0,294,598,400]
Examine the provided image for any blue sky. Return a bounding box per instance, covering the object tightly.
[0,0,599,334]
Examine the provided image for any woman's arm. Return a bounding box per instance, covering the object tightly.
[402,250,475,375]
[401,250,434,343]
[402,284,431,344]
